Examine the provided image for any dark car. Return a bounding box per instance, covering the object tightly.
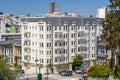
[59,70,67,74]
[66,71,73,76]
[60,70,73,76]
[15,69,25,74]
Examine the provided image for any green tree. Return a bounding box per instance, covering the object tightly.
[102,0,120,79]
[114,64,120,79]
[72,54,83,67]
[102,0,120,68]
[88,63,110,79]
[0,59,18,80]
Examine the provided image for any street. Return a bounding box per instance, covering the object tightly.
[18,72,84,80]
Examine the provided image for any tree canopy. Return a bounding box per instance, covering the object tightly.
[101,0,120,79]
[88,62,110,78]
[0,59,18,80]
[72,54,83,66]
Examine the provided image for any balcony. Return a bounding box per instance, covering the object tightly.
[97,54,108,58]
[24,40,31,46]
[24,47,31,53]
[24,32,31,39]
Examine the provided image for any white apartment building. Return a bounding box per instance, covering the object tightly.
[96,6,109,18]
[21,16,100,74]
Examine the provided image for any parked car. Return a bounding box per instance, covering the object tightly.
[60,70,73,76]
[66,71,73,76]
[75,67,88,74]
[15,69,25,74]
[75,69,83,74]
[59,70,67,74]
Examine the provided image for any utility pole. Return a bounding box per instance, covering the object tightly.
[35,53,42,80]
[35,53,39,74]
[38,66,42,80]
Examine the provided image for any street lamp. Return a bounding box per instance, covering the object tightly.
[38,66,42,80]
[35,53,39,74]
[35,58,39,74]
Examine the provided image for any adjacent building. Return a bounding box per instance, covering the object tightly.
[0,40,21,64]
[21,14,100,74]
[97,40,111,65]
[96,6,109,18]
[0,13,22,65]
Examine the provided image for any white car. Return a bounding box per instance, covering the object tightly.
[75,69,83,74]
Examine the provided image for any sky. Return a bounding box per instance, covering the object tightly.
[0,0,110,16]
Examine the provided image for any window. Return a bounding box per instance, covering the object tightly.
[39,42,44,47]
[55,42,57,46]
[23,25,27,30]
[39,26,44,31]
[71,26,73,30]
[32,34,34,37]
[63,34,65,38]
[29,26,31,29]
[55,26,57,30]
[71,33,73,38]
[92,46,95,50]
[63,26,65,30]
[63,41,65,46]
[59,26,61,30]
[35,26,37,30]
[92,39,95,43]
[92,54,94,58]
[24,48,27,52]
[42,43,44,47]
[42,59,44,63]
[32,42,34,45]
[39,58,41,63]
[47,43,52,47]
[47,34,52,39]
[55,34,57,38]
[47,26,49,31]
[71,41,76,45]
[74,26,76,30]
[78,47,80,52]
[32,49,34,53]
[59,34,62,38]
[55,57,57,62]
[47,59,49,63]
[35,42,37,45]
[92,26,94,30]
[35,34,37,37]
[92,33,95,36]
[41,26,43,30]
[39,34,43,39]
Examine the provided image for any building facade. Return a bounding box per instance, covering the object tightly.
[96,6,109,18]
[21,16,100,74]
[97,40,111,65]
[0,40,21,65]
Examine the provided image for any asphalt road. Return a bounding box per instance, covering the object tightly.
[17,72,86,80]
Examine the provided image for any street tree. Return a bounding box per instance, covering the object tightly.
[102,0,120,79]
[0,59,18,80]
[72,54,83,70]
[102,0,120,69]
[88,63,110,79]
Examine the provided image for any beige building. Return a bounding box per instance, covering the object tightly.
[21,15,100,74]
[0,40,21,65]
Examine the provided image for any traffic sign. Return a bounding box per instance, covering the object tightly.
[35,59,39,62]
